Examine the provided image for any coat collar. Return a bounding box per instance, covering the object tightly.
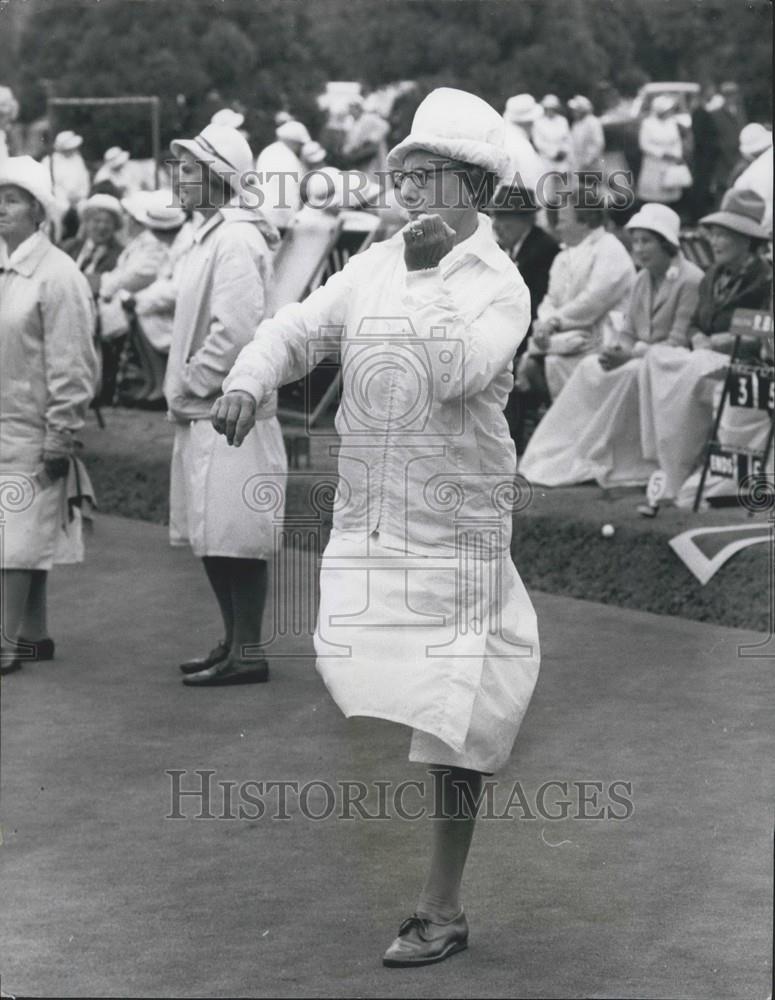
[0,230,51,277]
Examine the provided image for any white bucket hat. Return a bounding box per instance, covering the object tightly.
[302,167,345,210]
[276,120,311,145]
[0,155,56,219]
[567,95,594,114]
[651,95,677,116]
[53,130,83,152]
[302,140,327,165]
[121,190,186,231]
[80,192,124,226]
[170,123,254,192]
[739,123,772,159]
[103,146,130,169]
[541,94,562,111]
[387,87,509,176]
[625,202,681,247]
[504,94,544,124]
[210,108,245,130]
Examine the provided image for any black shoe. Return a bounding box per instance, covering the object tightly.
[179,639,229,675]
[15,636,55,661]
[382,911,469,967]
[182,656,269,687]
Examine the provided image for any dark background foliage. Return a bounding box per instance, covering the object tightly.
[0,0,771,159]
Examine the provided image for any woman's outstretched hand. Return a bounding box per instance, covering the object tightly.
[211,390,257,447]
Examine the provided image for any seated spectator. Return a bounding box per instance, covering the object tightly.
[515,194,635,402]
[519,204,703,486]
[97,190,186,405]
[63,193,124,292]
[638,188,772,505]
[487,183,561,450]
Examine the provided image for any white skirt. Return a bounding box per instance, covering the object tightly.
[314,531,541,774]
[0,471,84,570]
[169,418,287,559]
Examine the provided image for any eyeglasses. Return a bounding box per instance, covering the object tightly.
[390,165,456,189]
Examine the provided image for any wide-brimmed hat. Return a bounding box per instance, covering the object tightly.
[80,192,124,226]
[0,155,56,219]
[122,190,186,231]
[276,120,311,145]
[567,95,593,114]
[103,146,130,169]
[541,94,562,111]
[210,108,245,130]
[504,94,543,124]
[739,123,772,159]
[651,95,677,116]
[625,202,681,247]
[302,167,344,210]
[302,140,327,165]
[170,123,254,192]
[487,183,538,214]
[53,130,83,153]
[700,188,769,239]
[387,87,509,177]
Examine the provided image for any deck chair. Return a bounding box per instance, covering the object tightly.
[268,210,344,315]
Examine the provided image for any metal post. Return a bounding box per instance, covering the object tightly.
[151,97,161,187]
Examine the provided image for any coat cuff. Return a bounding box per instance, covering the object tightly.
[43,427,75,455]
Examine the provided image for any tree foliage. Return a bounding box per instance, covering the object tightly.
[4,0,771,160]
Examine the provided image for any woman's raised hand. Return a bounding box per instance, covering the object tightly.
[402,214,456,271]
[211,390,258,447]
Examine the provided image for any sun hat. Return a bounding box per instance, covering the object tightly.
[387,87,509,176]
[210,108,245,130]
[541,94,562,111]
[80,192,124,226]
[0,86,19,121]
[302,167,345,210]
[276,120,311,145]
[504,94,544,124]
[121,190,186,231]
[170,123,254,192]
[739,123,772,159]
[0,155,57,219]
[567,95,594,114]
[103,146,130,169]
[700,188,769,239]
[487,182,538,214]
[274,111,293,126]
[651,95,677,116]
[625,202,681,247]
[53,130,83,153]
[302,140,327,165]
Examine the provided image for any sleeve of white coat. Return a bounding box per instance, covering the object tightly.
[181,235,267,399]
[223,255,356,404]
[554,240,634,330]
[40,268,99,452]
[399,267,530,402]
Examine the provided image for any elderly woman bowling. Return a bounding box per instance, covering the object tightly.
[212,89,541,967]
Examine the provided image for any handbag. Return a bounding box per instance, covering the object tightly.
[662,161,693,189]
[98,295,130,342]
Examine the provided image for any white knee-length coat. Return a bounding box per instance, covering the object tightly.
[225,214,541,770]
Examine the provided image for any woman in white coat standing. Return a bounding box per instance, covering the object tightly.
[637,96,689,205]
[0,157,98,675]
[212,88,541,967]
[165,124,287,686]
